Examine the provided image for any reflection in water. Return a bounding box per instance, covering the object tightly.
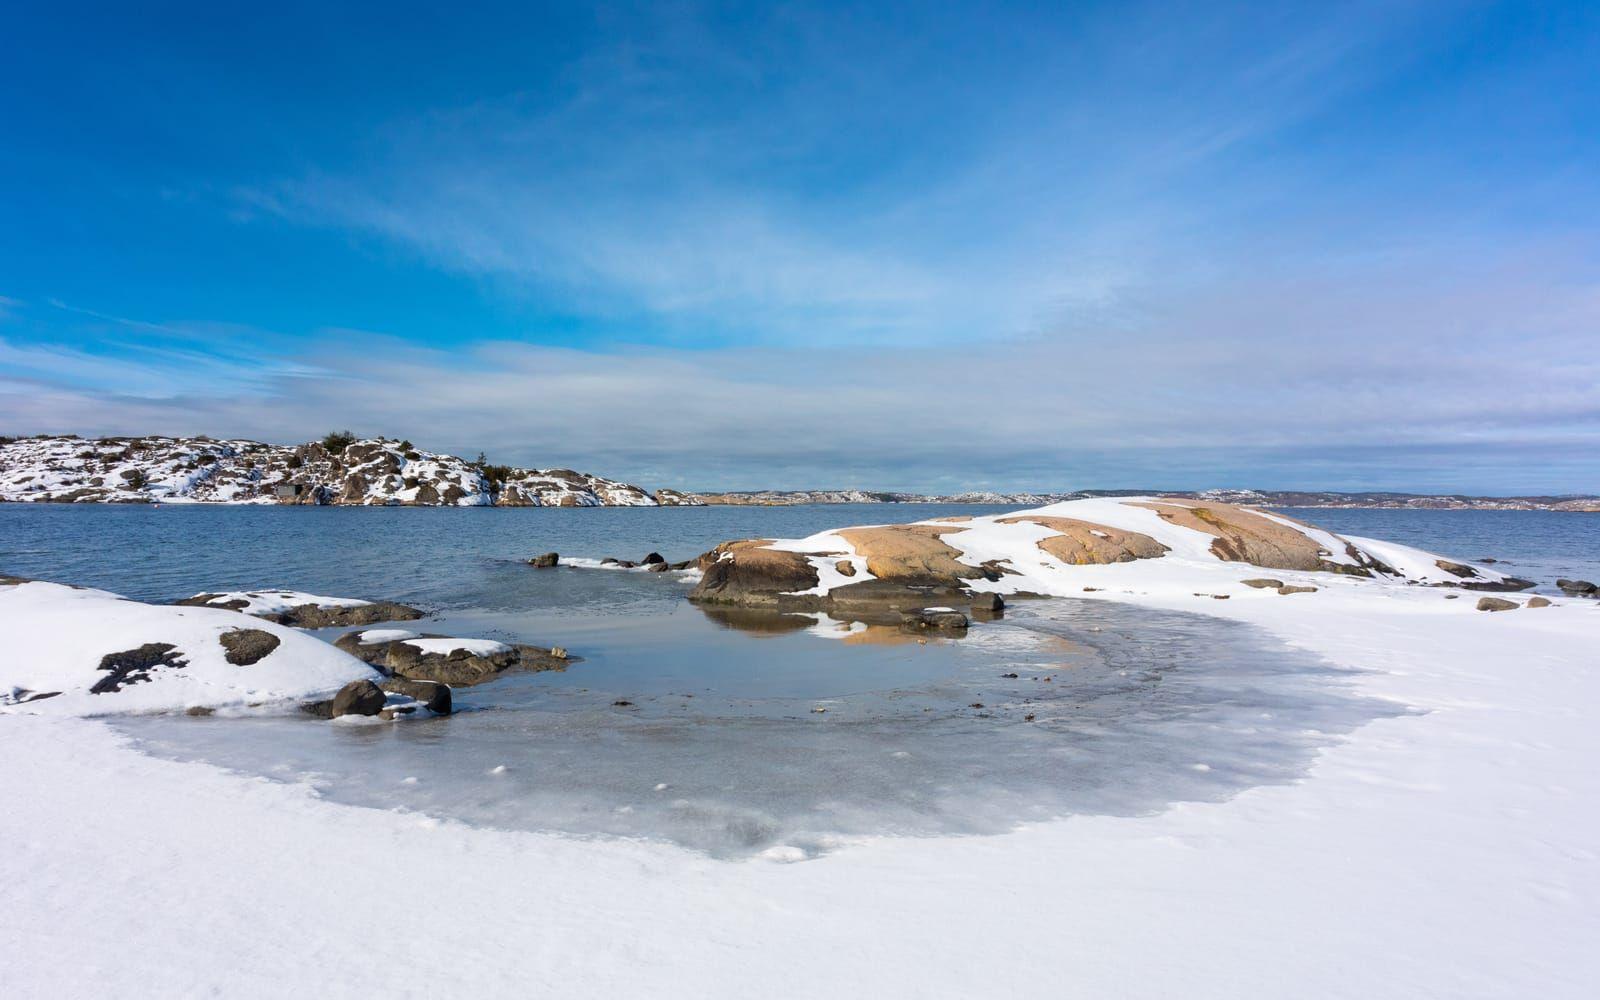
[114,594,1401,860]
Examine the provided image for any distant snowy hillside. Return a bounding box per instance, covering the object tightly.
[0,435,683,507]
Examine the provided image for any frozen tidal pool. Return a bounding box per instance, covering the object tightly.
[112,594,1402,859]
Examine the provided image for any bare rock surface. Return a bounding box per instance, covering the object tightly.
[217,629,281,665]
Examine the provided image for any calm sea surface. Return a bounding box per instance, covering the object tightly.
[3,503,1592,857]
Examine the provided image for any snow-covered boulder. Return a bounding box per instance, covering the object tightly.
[174,590,425,628]
[0,580,380,716]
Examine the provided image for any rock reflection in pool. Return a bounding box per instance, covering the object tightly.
[112,598,1401,860]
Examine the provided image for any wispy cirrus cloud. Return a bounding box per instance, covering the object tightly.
[234,2,1449,349]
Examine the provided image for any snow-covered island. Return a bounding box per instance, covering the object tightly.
[686,496,1548,617]
[0,433,702,506]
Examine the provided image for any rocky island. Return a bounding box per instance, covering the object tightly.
[686,497,1553,627]
[0,433,701,507]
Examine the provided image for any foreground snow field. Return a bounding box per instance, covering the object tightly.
[3,501,1597,997]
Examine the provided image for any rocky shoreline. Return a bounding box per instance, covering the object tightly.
[688,487,1600,512]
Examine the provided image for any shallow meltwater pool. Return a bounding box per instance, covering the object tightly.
[111,580,1402,860]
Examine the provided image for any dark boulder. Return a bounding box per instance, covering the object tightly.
[218,628,281,665]
[968,592,1004,613]
[329,679,386,717]
[1557,578,1596,596]
[900,608,970,632]
[529,552,560,568]
[380,678,452,714]
[642,552,666,565]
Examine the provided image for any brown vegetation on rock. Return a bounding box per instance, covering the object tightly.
[996,515,1169,565]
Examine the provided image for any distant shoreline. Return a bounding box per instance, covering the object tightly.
[3,497,1595,513]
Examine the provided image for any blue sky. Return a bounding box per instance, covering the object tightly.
[2,1,1597,492]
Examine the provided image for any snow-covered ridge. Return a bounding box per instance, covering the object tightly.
[0,434,692,507]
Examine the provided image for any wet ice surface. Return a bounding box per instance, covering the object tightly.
[112,582,1403,860]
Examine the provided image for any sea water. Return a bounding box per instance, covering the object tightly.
[4,503,1592,857]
